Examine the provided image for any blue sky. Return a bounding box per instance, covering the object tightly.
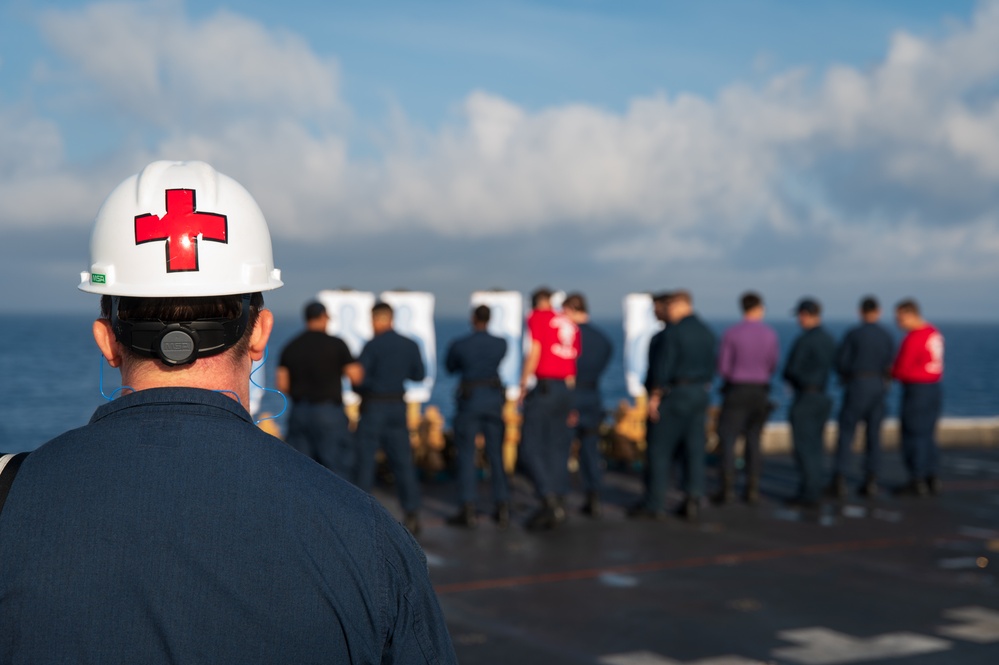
[0,0,996,320]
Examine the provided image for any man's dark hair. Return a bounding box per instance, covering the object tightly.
[860,296,879,313]
[472,304,491,324]
[100,293,263,362]
[372,301,393,317]
[304,301,327,321]
[896,298,920,316]
[563,292,587,313]
[531,287,553,308]
[740,291,763,313]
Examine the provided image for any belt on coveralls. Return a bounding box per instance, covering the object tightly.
[457,378,503,400]
[361,393,405,403]
[668,378,709,387]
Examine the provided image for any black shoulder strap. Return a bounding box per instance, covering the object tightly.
[0,452,28,516]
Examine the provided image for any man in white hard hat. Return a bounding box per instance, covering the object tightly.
[0,161,456,663]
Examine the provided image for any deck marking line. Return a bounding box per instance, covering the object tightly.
[773,627,951,665]
[600,652,766,665]
[435,537,917,595]
[937,606,999,643]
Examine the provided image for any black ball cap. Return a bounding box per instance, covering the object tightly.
[793,298,821,316]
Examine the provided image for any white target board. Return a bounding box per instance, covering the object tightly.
[623,293,664,398]
[316,289,376,406]
[470,290,523,401]
[379,291,436,403]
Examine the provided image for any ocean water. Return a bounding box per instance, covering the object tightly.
[1,314,996,453]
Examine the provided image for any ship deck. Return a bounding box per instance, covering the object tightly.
[372,448,999,664]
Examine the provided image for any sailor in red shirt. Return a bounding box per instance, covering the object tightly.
[518,287,581,530]
[891,299,945,496]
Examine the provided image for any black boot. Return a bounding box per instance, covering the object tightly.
[581,491,602,518]
[894,479,929,497]
[494,502,510,530]
[712,473,735,505]
[554,496,568,524]
[676,496,700,523]
[526,495,563,531]
[825,474,847,500]
[926,475,942,496]
[403,511,421,536]
[858,475,879,498]
[446,503,477,528]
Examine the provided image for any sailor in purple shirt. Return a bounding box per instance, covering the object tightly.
[713,291,780,505]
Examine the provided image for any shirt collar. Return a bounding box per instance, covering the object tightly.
[89,386,254,425]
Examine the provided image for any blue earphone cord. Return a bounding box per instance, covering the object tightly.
[98,346,288,426]
[249,346,288,425]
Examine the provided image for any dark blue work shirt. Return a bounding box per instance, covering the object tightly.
[835,321,895,382]
[446,329,507,413]
[644,328,667,393]
[445,329,507,384]
[783,326,837,392]
[576,322,612,388]
[0,388,455,664]
[656,315,716,388]
[358,329,426,396]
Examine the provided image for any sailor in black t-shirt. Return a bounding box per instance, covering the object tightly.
[278,301,363,476]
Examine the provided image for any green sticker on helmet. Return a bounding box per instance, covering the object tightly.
[91,273,106,284]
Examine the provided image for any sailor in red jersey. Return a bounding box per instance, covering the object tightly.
[891,298,945,496]
[518,287,581,530]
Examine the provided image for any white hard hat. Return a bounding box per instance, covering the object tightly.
[80,160,283,297]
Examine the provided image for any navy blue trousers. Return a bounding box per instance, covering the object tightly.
[285,402,352,477]
[354,402,421,513]
[453,407,508,504]
[568,389,605,495]
[790,392,832,501]
[900,382,942,481]
[518,381,572,500]
[834,378,887,478]
[643,386,709,510]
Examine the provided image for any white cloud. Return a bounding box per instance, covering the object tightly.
[37,0,339,127]
[2,0,999,313]
[355,0,999,278]
[156,119,349,237]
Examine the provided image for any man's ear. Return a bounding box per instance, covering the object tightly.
[249,309,274,362]
[93,319,123,368]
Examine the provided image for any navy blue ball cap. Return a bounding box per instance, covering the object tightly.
[793,298,821,316]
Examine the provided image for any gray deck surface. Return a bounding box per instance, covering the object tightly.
[373,448,999,664]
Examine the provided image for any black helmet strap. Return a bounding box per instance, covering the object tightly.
[110,294,252,367]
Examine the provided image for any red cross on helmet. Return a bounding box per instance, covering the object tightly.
[79,160,283,297]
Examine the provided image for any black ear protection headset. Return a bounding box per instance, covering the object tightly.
[110,294,252,366]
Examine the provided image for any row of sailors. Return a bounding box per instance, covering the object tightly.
[278,288,944,534]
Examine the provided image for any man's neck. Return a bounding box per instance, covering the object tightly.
[120,358,252,408]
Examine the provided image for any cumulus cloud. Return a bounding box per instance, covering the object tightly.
[348,0,999,290]
[0,0,346,232]
[2,0,999,314]
[38,0,340,127]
